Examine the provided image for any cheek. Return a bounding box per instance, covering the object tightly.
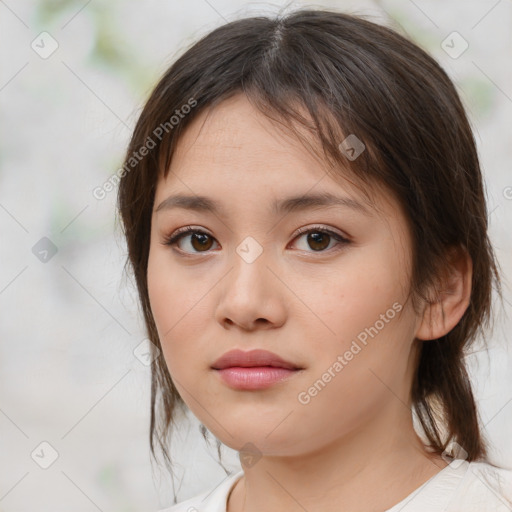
[296,246,416,397]
[147,245,211,325]
[147,250,210,374]
[298,246,410,344]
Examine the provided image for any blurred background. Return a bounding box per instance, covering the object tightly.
[0,1,511,510]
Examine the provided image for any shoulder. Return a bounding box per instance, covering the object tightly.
[157,470,244,512]
[157,491,207,512]
[447,460,512,511]
[385,459,512,512]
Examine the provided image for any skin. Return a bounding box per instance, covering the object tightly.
[147,94,472,512]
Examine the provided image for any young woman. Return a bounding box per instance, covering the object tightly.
[117,8,512,512]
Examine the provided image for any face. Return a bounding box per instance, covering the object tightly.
[147,94,424,457]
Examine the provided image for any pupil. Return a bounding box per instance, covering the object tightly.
[308,232,329,251]
[192,233,212,251]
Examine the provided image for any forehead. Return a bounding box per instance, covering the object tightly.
[156,93,397,221]
[166,94,328,181]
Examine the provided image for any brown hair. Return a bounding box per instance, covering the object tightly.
[116,8,501,471]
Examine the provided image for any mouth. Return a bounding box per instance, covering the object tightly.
[211,349,303,390]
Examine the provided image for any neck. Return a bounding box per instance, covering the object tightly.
[227,406,447,512]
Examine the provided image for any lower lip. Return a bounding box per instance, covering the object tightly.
[214,366,300,390]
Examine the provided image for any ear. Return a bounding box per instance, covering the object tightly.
[415,245,473,341]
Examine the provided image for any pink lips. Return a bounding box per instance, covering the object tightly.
[211,349,303,390]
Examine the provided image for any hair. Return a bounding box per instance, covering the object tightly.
[116,8,502,473]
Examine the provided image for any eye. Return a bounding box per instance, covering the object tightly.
[163,226,219,254]
[290,226,350,253]
[162,225,350,255]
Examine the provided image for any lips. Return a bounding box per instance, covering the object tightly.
[211,349,303,391]
[211,349,301,371]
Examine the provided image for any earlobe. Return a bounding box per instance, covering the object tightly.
[415,246,473,341]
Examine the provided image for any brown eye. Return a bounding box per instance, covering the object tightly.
[189,232,214,251]
[306,232,330,251]
[164,228,219,253]
[292,227,349,253]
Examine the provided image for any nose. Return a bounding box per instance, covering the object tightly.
[214,245,287,331]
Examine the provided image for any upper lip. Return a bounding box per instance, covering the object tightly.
[211,349,301,370]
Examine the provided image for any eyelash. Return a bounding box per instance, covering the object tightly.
[162,225,350,255]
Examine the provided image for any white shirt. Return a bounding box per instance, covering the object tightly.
[158,459,512,512]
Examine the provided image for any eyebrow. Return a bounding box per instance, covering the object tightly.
[154,191,371,216]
